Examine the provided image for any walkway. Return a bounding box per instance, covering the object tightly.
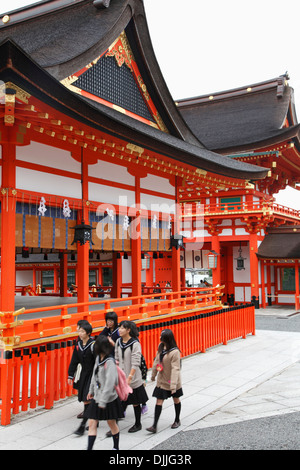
[0,306,299,450]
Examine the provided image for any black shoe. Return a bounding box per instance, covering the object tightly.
[128,424,142,433]
[171,421,181,429]
[74,424,85,436]
[146,425,157,434]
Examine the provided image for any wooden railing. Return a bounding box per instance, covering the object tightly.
[2,287,222,347]
[0,288,255,426]
[181,200,300,220]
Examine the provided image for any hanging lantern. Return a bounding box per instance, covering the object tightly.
[71,220,95,246]
[235,243,246,270]
[170,234,184,250]
[22,247,29,258]
[207,250,219,269]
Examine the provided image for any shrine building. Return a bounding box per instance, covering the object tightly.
[177,74,300,308]
[0,0,278,314]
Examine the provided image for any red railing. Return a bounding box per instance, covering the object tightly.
[182,200,300,220]
[7,288,222,345]
[0,290,255,426]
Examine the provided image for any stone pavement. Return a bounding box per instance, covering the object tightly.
[1,306,300,450]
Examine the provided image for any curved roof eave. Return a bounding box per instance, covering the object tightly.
[0,39,268,181]
[213,125,300,155]
[177,75,296,151]
[0,0,203,147]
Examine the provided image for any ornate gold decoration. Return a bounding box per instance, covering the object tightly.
[60,75,81,94]
[126,143,144,155]
[2,15,10,24]
[0,81,31,103]
[153,112,169,133]
[106,31,133,70]
[195,168,208,176]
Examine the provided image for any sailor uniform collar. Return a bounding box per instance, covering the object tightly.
[159,347,177,363]
[78,337,94,352]
[118,337,138,349]
[98,355,115,367]
[108,327,119,337]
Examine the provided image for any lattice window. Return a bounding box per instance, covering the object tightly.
[75,55,154,122]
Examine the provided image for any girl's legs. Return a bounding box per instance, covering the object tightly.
[171,397,181,428]
[107,419,120,450]
[128,404,142,432]
[74,401,89,435]
[87,419,98,450]
[146,399,163,433]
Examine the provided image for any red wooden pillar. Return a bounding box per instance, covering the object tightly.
[111,253,122,298]
[172,176,182,294]
[260,259,266,308]
[60,252,68,297]
[180,267,186,290]
[77,155,90,307]
[0,140,17,312]
[98,265,103,286]
[172,246,181,293]
[274,262,279,305]
[249,232,259,307]
[295,260,300,311]
[131,219,142,300]
[267,261,272,305]
[132,177,142,300]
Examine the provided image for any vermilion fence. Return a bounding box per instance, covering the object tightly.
[0,289,255,425]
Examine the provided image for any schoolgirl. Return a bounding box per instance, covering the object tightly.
[146,329,183,433]
[68,320,95,436]
[115,320,148,433]
[100,311,120,352]
[86,335,124,450]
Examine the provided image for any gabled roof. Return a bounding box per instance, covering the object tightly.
[0,1,268,181]
[177,75,300,153]
[0,0,201,145]
[257,226,300,259]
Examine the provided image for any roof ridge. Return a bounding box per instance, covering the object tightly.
[0,0,85,27]
[176,73,290,107]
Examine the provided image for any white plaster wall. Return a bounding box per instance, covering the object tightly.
[16,167,82,198]
[140,174,174,196]
[234,286,244,302]
[16,271,33,288]
[16,142,81,173]
[220,229,233,236]
[89,182,135,207]
[235,228,248,236]
[140,193,176,214]
[122,258,132,284]
[88,160,135,185]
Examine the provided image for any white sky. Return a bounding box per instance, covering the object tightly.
[1,0,300,209]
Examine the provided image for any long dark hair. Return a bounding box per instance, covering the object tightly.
[94,334,113,359]
[158,329,178,355]
[120,320,139,339]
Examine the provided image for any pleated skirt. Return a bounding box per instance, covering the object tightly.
[86,397,125,421]
[152,386,183,400]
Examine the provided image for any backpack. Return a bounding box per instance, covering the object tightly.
[128,342,148,381]
[105,361,132,401]
[115,365,133,401]
[140,354,148,381]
